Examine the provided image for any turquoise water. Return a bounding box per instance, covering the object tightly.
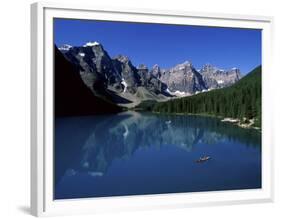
[55,112,261,199]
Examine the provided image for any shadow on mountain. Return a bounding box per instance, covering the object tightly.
[106,90,133,104]
[55,46,122,117]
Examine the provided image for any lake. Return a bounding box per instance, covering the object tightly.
[55,111,261,199]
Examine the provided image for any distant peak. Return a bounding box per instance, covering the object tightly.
[138,64,148,70]
[152,64,160,69]
[83,41,100,47]
[203,63,214,69]
[174,60,193,69]
[58,44,72,51]
[182,60,192,66]
[201,63,221,73]
[231,67,241,76]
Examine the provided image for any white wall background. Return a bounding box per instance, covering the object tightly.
[0,0,280,218]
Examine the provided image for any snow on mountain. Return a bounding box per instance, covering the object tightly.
[57,41,243,108]
[166,88,191,97]
[121,78,128,93]
[174,91,190,96]
[83,41,100,47]
[58,44,72,51]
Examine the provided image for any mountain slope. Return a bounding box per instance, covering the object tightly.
[58,42,242,107]
[153,66,261,127]
[55,46,122,117]
[58,42,171,107]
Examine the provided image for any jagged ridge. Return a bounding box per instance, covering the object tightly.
[58,42,242,107]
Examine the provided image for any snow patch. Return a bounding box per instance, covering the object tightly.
[78,52,85,57]
[173,90,191,97]
[165,88,171,94]
[83,41,100,47]
[121,78,128,93]
[166,88,193,97]
[217,80,224,84]
[58,44,72,51]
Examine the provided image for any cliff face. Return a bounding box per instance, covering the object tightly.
[55,46,122,117]
[157,61,207,94]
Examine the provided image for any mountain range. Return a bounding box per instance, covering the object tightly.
[57,41,242,108]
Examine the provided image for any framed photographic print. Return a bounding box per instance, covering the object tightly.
[31,2,274,217]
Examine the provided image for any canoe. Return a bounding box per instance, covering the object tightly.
[196,156,211,163]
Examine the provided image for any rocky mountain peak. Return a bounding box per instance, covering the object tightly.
[230,67,240,74]
[171,62,193,76]
[113,55,130,63]
[137,64,148,70]
[200,63,219,74]
[152,64,160,70]
[199,64,241,89]
[178,60,193,68]
[81,41,106,57]
[57,41,243,107]
[182,60,193,66]
[229,67,241,80]
[150,64,161,78]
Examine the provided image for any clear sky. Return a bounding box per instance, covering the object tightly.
[54,18,261,74]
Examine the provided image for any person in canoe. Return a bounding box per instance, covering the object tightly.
[196,156,211,163]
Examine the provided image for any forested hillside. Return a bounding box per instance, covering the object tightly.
[153,66,261,127]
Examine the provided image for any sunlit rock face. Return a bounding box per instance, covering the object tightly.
[158,61,206,94]
[58,42,242,107]
[58,43,170,106]
[200,64,242,89]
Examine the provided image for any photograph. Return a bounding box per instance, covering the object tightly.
[54,18,262,200]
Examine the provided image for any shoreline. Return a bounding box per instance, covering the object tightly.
[151,111,261,130]
[221,117,260,130]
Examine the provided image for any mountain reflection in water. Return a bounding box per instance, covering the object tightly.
[55,112,261,199]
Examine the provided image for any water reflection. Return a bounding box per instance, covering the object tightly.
[55,112,261,198]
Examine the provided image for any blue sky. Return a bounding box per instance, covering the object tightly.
[54,18,261,74]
